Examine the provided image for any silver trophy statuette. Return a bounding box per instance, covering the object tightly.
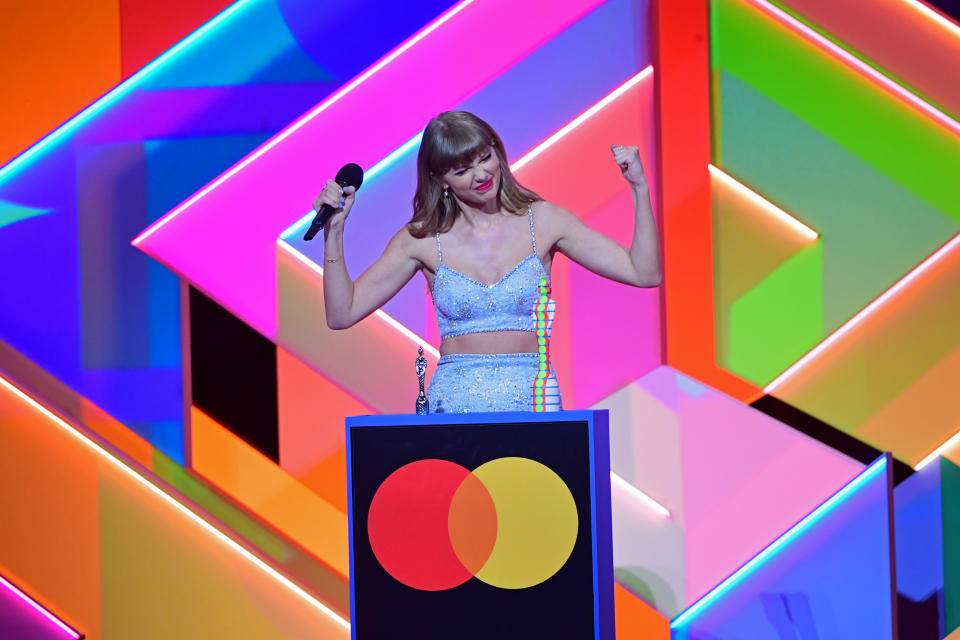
[415,346,429,415]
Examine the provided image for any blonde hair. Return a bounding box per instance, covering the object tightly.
[408,111,541,238]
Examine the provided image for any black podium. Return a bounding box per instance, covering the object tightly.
[346,410,613,639]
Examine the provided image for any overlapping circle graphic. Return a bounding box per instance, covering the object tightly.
[367,457,578,591]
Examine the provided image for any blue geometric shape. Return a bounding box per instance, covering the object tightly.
[672,455,896,639]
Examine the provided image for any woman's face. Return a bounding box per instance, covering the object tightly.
[439,146,501,206]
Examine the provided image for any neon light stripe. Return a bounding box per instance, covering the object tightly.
[900,0,960,41]
[0,373,350,632]
[765,231,960,393]
[511,66,653,172]
[279,131,424,241]
[748,0,960,138]
[132,0,477,247]
[914,427,960,470]
[276,239,441,359]
[0,0,256,186]
[609,472,671,518]
[671,456,887,629]
[0,573,82,639]
[708,164,818,241]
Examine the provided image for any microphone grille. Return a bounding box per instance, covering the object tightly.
[335,163,364,190]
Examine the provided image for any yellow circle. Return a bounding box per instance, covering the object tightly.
[471,457,578,589]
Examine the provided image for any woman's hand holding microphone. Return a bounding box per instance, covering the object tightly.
[312,180,357,235]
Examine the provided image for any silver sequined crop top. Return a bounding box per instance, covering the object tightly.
[432,203,549,340]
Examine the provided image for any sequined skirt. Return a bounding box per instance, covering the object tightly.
[427,353,562,413]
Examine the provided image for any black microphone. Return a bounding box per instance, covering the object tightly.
[304,163,364,241]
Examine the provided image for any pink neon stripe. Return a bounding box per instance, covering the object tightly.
[132,0,478,247]
[765,231,960,393]
[610,472,671,518]
[0,574,81,638]
[748,0,960,138]
[901,0,960,40]
[133,0,607,339]
[708,164,819,241]
[511,67,653,171]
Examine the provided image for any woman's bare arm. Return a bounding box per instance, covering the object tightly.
[322,227,421,329]
[314,181,423,329]
[552,145,661,287]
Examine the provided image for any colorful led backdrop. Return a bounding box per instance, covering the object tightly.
[1,0,959,637]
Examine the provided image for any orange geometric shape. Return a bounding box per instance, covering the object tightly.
[0,0,121,165]
[614,583,670,639]
[0,377,102,639]
[277,346,373,513]
[190,405,349,577]
[774,0,960,121]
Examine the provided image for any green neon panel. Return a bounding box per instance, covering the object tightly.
[712,167,812,371]
[943,458,960,633]
[715,71,957,332]
[711,0,960,224]
[728,243,823,385]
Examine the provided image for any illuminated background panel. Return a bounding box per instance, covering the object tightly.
[0,0,459,464]
[766,232,960,468]
[0,0,237,166]
[711,168,819,377]
[277,346,373,514]
[0,1,122,167]
[672,457,896,639]
[600,366,862,616]
[1,329,348,609]
[768,0,960,121]
[0,376,348,639]
[613,583,670,639]
[133,0,609,341]
[711,0,960,388]
[190,406,350,581]
[893,457,960,637]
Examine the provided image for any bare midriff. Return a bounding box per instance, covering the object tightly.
[439,330,538,356]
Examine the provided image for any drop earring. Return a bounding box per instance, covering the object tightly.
[443,186,449,198]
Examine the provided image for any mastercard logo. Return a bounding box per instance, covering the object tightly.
[367,457,579,591]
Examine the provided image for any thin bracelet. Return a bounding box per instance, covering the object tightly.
[326,257,341,263]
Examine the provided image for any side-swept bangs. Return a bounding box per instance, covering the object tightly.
[408,111,542,238]
[424,120,492,176]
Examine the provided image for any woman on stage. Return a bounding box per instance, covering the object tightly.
[314,111,661,413]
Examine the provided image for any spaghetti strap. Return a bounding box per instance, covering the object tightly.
[527,202,537,255]
[435,232,443,263]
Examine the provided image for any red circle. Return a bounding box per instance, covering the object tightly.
[367,459,477,590]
